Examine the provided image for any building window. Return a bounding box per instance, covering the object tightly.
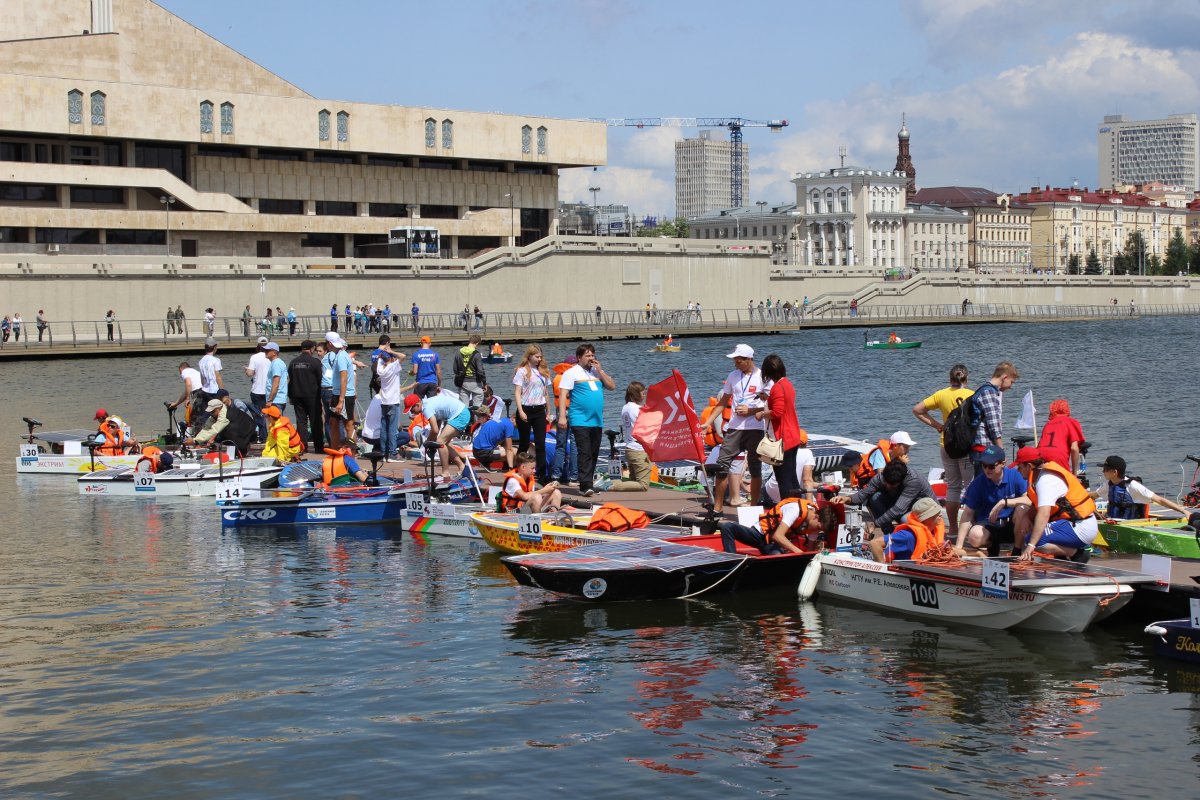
[537,126,547,155]
[200,100,214,134]
[425,118,436,148]
[318,110,330,141]
[441,119,453,149]
[68,90,83,124]
[521,125,532,155]
[315,200,356,216]
[337,111,349,142]
[258,198,304,215]
[220,102,234,135]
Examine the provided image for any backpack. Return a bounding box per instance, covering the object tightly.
[452,351,466,387]
[941,392,977,459]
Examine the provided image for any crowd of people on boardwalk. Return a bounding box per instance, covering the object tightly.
[745,297,811,323]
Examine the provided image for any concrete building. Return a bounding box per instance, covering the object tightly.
[905,203,970,271]
[1014,186,1188,273]
[912,187,1033,273]
[675,131,747,220]
[791,166,909,268]
[687,203,797,263]
[0,0,605,259]
[1098,114,1199,193]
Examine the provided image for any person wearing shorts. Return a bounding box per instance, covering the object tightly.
[953,444,1028,556]
[1011,446,1098,563]
[405,392,469,480]
[702,344,771,513]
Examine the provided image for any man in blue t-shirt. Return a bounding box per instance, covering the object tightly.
[471,408,517,470]
[411,335,441,398]
[320,331,353,450]
[555,342,615,496]
[954,443,1029,556]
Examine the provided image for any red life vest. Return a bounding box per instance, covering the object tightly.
[851,440,892,488]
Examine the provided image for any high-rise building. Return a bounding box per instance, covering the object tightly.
[1098,114,1199,193]
[675,131,748,220]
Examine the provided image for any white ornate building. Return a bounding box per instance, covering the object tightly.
[790,166,909,268]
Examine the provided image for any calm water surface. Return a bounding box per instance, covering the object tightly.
[1,317,1198,798]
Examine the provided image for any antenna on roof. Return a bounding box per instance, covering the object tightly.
[838,145,847,168]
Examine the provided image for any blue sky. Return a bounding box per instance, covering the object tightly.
[159,0,1200,218]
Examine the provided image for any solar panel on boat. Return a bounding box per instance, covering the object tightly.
[28,429,101,444]
[511,539,746,572]
[892,557,1162,587]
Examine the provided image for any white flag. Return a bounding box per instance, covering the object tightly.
[1014,390,1036,430]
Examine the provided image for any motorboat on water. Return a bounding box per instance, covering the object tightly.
[470,509,688,555]
[1145,614,1200,665]
[864,339,921,350]
[80,457,279,497]
[805,551,1162,633]
[483,351,513,364]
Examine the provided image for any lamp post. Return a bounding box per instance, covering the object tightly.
[159,194,176,256]
[503,192,515,246]
[589,186,601,236]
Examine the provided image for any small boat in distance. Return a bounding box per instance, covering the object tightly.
[864,331,921,350]
[483,342,513,363]
[653,335,680,353]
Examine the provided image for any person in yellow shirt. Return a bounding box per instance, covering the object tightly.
[912,364,974,529]
[262,405,304,463]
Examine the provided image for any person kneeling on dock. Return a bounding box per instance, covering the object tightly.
[1011,447,1097,563]
[186,397,256,457]
[499,453,561,513]
[953,444,1028,557]
[720,497,838,555]
[868,497,945,562]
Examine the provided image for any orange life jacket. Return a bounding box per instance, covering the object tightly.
[552,363,572,412]
[491,343,503,355]
[322,448,353,486]
[500,469,535,511]
[888,512,946,562]
[408,413,428,436]
[851,440,892,488]
[270,416,303,450]
[96,426,127,456]
[135,445,163,473]
[700,397,731,447]
[1027,460,1097,522]
[586,502,651,532]
[758,499,816,540]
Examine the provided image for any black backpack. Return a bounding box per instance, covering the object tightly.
[452,351,467,387]
[942,392,977,459]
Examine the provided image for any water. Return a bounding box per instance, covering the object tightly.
[2,317,1198,798]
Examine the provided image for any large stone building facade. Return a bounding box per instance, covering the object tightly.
[675,131,748,221]
[912,187,1034,273]
[0,0,606,259]
[791,166,909,268]
[1098,114,1199,194]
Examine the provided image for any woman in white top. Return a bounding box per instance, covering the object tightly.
[608,381,650,491]
[512,344,552,483]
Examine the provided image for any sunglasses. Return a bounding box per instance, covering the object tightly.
[983,462,1004,470]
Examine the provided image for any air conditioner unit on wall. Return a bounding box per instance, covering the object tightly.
[46,243,62,254]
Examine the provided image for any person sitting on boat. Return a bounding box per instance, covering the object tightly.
[499,453,561,512]
[322,446,369,487]
[187,397,256,457]
[832,457,937,535]
[93,415,137,455]
[471,406,517,471]
[953,444,1028,557]
[262,405,304,464]
[491,342,504,356]
[662,334,673,349]
[888,332,901,344]
[850,431,914,489]
[868,497,945,562]
[1010,447,1097,563]
[719,496,838,555]
[1038,398,1086,474]
[133,445,175,474]
[1092,455,1192,520]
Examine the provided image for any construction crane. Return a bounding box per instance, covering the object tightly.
[600,118,788,208]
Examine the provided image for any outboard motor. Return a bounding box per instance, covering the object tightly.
[1076,440,1091,489]
[22,416,42,445]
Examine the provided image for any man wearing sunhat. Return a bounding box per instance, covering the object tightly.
[868,496,946,562]
[187,397,256,457]
[702,343,771,513]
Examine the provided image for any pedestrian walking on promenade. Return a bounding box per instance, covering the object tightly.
[105,310,116,341]
[36,309,47,341]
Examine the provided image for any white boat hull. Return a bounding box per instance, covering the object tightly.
[79,459,280,497]
[16,454,142,474]
[400,501,485,538]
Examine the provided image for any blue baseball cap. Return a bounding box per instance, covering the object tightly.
[977,444,1006,465]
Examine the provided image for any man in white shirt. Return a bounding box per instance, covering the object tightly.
[702,343,772,513]
[374,339,407,459]
[244,336,271,443]
[169,361,203,435]
[196,337,224,430]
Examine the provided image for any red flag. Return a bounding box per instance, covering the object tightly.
[633,370,706,463]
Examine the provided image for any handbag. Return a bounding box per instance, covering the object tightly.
[756,422,785,466]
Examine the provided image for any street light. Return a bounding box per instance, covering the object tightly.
[159,194,176,255]
[589,186,601,236]
[503,192,515,246]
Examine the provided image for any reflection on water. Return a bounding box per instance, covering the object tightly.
[1,318,1199,796]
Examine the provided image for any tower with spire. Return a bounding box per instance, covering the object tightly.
[894,114,916,201]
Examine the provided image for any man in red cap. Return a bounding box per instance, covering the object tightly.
[1009,446,1097,563]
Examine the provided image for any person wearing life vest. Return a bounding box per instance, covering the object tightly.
[94,416,135,455]
[1093,454,1192,521]
[869,497,945,562]
[699,396,731,448]
[851,431,914,488]
[322,447,368,487]
[499,452,561,512]
[720,496,838,555]
[1010,447,1098,562]
[888,332,900,344]
[134,446,175,474]
[262,405,304,463]
[491,342,504,356]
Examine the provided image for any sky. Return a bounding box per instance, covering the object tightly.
[158,0,1200,219]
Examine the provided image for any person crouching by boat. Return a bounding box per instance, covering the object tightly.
[262,405,304,463]
[953,444,1028,557]
[134,445,174,473]
[832,457,936,535]
[1092,455,1193,520]
[1010,447,1097,563]
[499,453,561,512]
[720,497,838,555]
[322,447,369,487]
[187,398,256,457]
[471,406,517,471]
[404,392,469,481]
[868,497,945,562]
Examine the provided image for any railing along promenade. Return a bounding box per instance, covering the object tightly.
[1,302,1191,359]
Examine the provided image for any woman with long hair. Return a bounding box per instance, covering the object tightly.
[759,353,803,500]
[512,344,552,482]
[608,381,650,491]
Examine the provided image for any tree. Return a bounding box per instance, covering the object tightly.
[1117,231,1146,276]
[1085,248,1101,275]
[1067,253,1080,275]
[1190,241,1200,275]
[1164,227,1189,275]
[1147,254,1163,275]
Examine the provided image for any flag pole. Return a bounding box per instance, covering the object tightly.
[672,368,717,521]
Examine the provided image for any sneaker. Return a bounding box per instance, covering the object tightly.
[582,488,595,497]
[593,478,613,491]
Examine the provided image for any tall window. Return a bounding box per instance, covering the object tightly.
[536,126,547,155]
[425,118,436,148]
[318,110,330,141]
[68,89,83,124]
[220,102,234,135]
[441,119,453,149]
[521,125,532,154]
[337,111,349,142]
[90,92,106,125]
[200,100,214,134]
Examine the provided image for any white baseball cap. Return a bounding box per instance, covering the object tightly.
[324,331,346,348]
[725,344,754,359]
[890,430,917,446]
